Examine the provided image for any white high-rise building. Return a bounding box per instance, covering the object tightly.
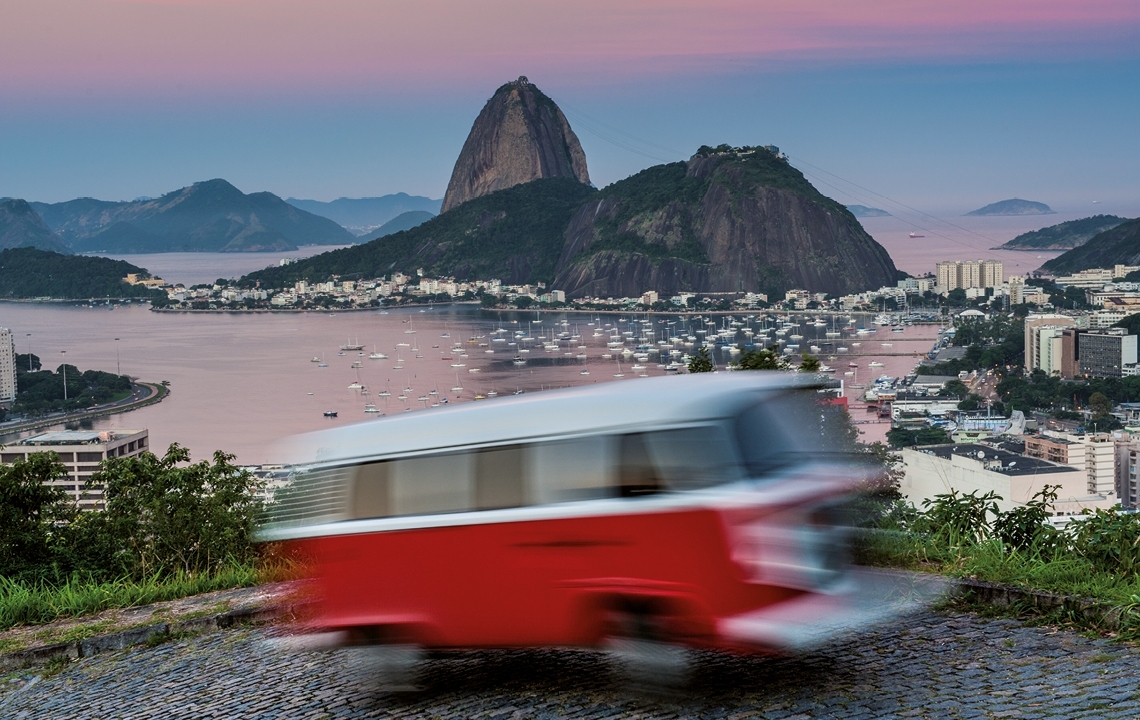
[935,260,1004,293]
[0,327,16,404]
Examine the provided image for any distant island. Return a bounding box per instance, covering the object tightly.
[996,215,1129,250]
[965,199,1054,216]
[0,247,165,300]
[285,194,441,237]
[846,205,891,218]
[1040,218,1140,274]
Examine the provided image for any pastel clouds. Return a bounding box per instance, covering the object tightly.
[2,0,1138,95]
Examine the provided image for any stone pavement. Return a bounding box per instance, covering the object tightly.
[2,610,1138,719]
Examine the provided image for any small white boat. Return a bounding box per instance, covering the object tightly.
[868,361,884,368]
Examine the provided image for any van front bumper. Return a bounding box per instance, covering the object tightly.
[718,568,952,654]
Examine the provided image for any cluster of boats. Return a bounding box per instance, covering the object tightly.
[306,310,924,418]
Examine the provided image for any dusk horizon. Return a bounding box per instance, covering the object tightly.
[2,0,1138,215]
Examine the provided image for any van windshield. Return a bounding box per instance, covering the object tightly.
[735,389,854,477]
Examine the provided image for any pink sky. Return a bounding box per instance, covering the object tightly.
[4,0,1138,95]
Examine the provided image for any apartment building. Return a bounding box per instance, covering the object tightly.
[0,429,149,510]
[901,443,1113,516]
[0,327,15,404]
[1025,433,1117,499]
[935,260,1004,293]
[1077,328,1138,379]
[1024,314,1076,374]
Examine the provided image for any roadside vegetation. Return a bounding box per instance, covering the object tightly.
[858,477,1140,632]
[0,446,287,632]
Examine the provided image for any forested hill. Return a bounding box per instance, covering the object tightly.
[0,248,165,299]
[997,215,1129,250]
[1040,218,1140,274]
[241,178,597,288]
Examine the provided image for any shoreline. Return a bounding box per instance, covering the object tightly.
[0,381,168,438]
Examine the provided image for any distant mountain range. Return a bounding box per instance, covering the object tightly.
[0,200,70,254]
[1040,218,1140,274]
[25,179,356,253]
[965,199,1054,216]
[996,215,1130,251]
[285,194,441,236]
[846,205,890,218]
[362,211,438,241]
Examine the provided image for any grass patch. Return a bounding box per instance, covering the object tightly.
[0,563,266,632]
[857,529,1140,636]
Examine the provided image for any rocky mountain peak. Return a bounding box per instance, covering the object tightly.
[441,78,590,213]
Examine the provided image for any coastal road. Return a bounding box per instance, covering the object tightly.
[4,610,1139,719]
[0,381,163,437]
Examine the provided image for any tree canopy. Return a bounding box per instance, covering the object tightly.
[0,248,165,299]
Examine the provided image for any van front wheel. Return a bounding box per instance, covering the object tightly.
[603,609,692,691]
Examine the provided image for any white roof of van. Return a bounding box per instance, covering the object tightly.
[278,372,813,466]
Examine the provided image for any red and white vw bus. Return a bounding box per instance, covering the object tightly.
[262,373,920,683]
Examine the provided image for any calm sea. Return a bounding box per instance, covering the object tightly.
[0,301,938,462]
[2,216,1070,464]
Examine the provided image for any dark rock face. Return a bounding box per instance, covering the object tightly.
[441,77,590,213]
[552,149,898,299]
[0,199,70,254]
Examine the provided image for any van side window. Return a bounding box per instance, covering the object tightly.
[530,436,614,504]
[475,445,526,509]
[351,461,391,519]
[643,425,743,491]
[618,434,663,497]
[391,453,474,516]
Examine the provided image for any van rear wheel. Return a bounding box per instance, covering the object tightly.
[345,642,426,693]
[603,609,692,691]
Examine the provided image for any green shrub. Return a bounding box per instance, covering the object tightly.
[1069,508,1140,578]
[993,485,1065,559]
[917,490,999,548]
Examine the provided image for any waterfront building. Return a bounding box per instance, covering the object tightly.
[0,429,149,510]
[0,327,15,404]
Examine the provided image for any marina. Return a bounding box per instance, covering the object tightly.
[0,301,948,462]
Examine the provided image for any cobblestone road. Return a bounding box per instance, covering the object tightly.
[3,610,1139,719]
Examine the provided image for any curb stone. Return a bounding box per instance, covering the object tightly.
[0,603,295,673]
[953,578,1127,631]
